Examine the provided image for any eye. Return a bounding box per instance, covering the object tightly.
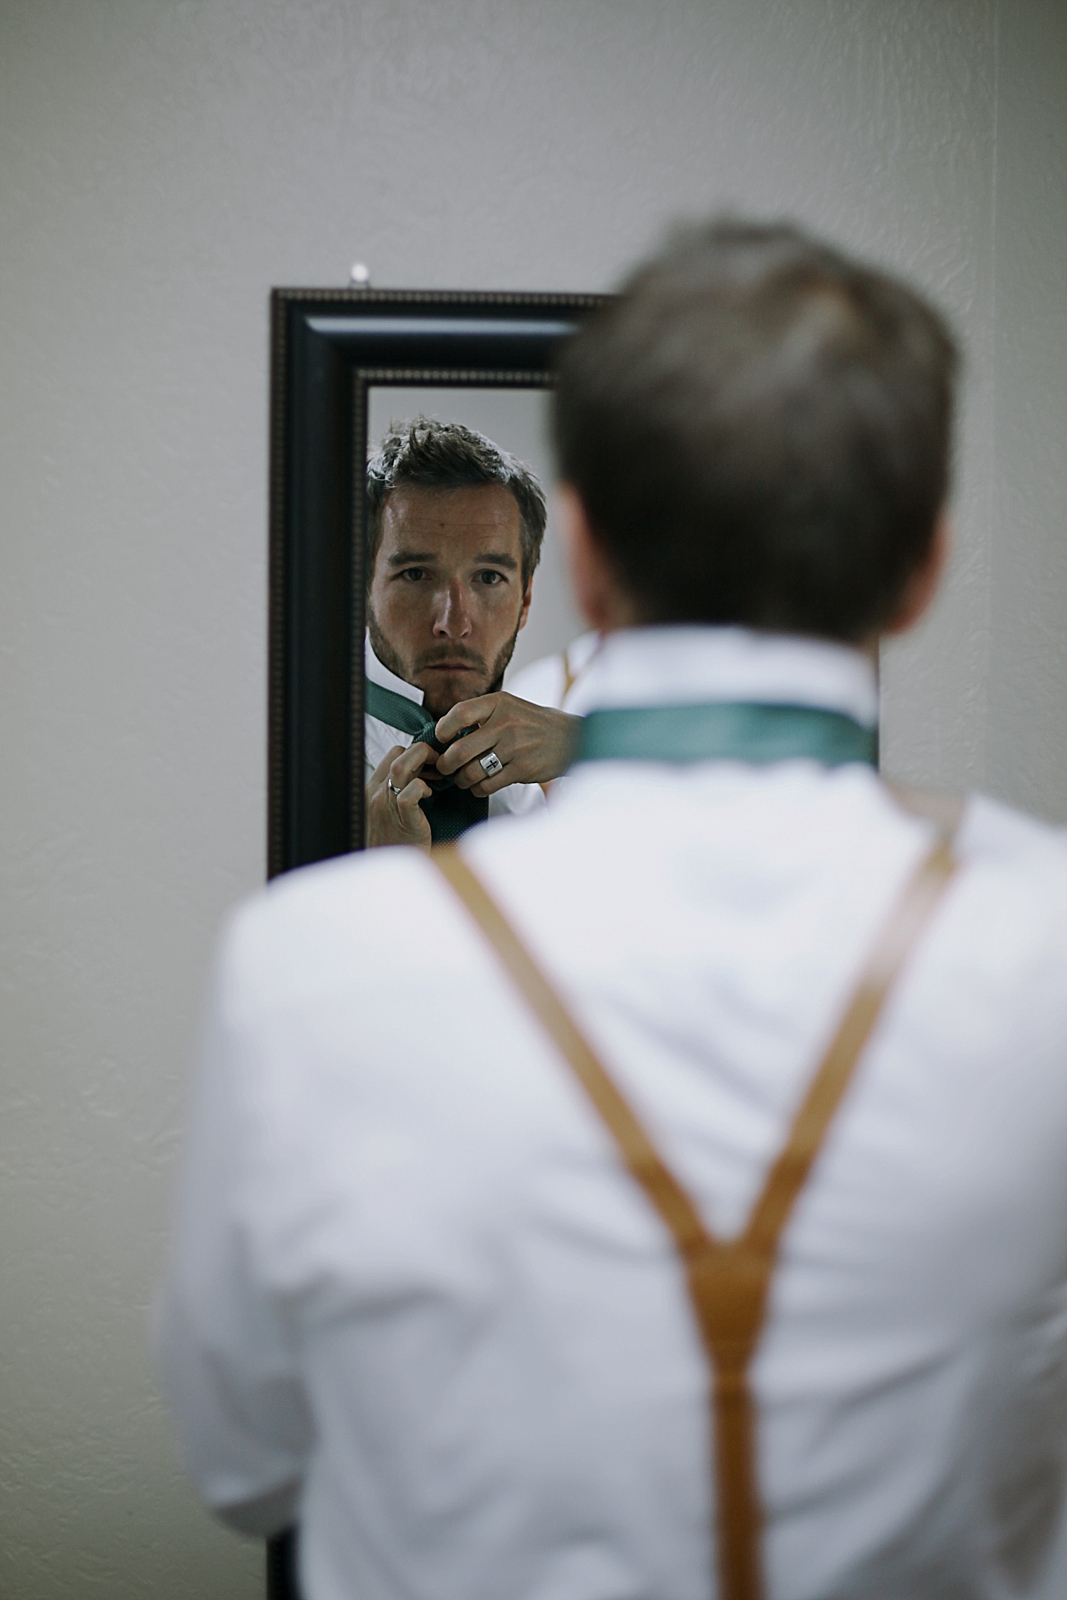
[398,567,426,582]
[476,570,507,586]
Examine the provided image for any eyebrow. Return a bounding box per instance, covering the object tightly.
[387,550,439,566]
[473,550,518,570]
[387,549,519,570]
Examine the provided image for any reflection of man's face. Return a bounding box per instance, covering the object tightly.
[368,483,533,720]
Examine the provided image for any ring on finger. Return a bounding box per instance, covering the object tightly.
[387,779,401,798]
[479,751,504,779]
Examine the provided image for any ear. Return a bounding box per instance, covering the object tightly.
[555,485,635,632]
[884,511,951,635]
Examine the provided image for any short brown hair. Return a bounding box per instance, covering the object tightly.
[553,219,958,642]
[366,416,547,587]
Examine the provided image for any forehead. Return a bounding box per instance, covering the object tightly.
[379,483,523,554]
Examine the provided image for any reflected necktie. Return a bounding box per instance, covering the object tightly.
[572,702,878,767]
[365,679,489,843]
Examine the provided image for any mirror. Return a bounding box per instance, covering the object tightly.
[268,289,606,879]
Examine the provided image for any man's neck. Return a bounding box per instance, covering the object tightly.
[560,625,879,727]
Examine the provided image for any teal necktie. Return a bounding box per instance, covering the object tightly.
[366,679,446,752]
[573,702,877,768]
[365,679,489,842]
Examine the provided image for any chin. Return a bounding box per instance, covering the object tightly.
[422,675,488,717]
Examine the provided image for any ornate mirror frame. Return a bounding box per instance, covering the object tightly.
[268,288,609,882]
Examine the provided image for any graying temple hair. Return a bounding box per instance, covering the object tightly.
[365,415,547,585]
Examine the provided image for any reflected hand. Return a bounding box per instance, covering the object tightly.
[366,742,435,849]
[434,694,581,795]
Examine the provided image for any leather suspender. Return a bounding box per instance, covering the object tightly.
[561,646,579,703]
[433,837,958,1600]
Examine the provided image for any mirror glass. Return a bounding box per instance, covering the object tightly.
[363,384,590,844]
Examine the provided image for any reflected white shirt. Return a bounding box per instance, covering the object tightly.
[364,637,544,821]
[506,630,602,711]
[157,625,1067,1600]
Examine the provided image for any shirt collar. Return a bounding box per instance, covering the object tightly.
[563,625,878,727]
[365,635,425,707]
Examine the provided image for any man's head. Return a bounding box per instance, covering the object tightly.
[366,417,547,718]
[553,219,958,644]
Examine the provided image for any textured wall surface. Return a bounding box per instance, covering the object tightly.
[1,1,1063,1596]
[985,0,1067,814]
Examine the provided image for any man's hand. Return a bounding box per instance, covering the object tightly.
[366,743,435,849]
[434,694,581,795]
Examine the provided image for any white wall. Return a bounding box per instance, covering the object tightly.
[1,1,1063,1595]
[985,0,1067,814]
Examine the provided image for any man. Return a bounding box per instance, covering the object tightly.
[158,222,1067,1600]
[363,418,579,846]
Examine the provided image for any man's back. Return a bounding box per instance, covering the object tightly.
[167,630,1067,1600]
[160,220,1067,1599]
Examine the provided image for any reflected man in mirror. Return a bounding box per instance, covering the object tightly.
[364,418,579,847]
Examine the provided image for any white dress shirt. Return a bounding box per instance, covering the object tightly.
[364,637,544,821]
[157,626,1067,1600]
[506,631,602,711]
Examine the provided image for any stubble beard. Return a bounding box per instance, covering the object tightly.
[367,605,523,721]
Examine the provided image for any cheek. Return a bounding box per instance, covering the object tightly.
[376,583,428,629]
[474,585,523,628]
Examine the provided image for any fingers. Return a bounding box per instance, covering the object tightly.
[392,740,437,784]
[433,693,501,749]
[365,742,435,849]
[369,745,407,790]
[388,764,432,849]
[368,742,435,796]
[436,724,500,780]
[458,757,514,797]
[394,774,433,821]
[386,744,433,791]
[436,696,581,789]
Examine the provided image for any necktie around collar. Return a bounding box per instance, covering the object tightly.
[573,702,877,769]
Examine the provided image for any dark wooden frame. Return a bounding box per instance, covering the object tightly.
[268,288,608,882]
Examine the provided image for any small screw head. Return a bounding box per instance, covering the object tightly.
[350,262,371,287]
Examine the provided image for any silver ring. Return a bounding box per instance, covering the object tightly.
[479,751,504,779]
[387,779,400,797]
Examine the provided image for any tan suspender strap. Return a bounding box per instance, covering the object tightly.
[432,837,958,1600]
[561,647,578,703]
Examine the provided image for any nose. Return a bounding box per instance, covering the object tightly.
[432,580,472,639]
